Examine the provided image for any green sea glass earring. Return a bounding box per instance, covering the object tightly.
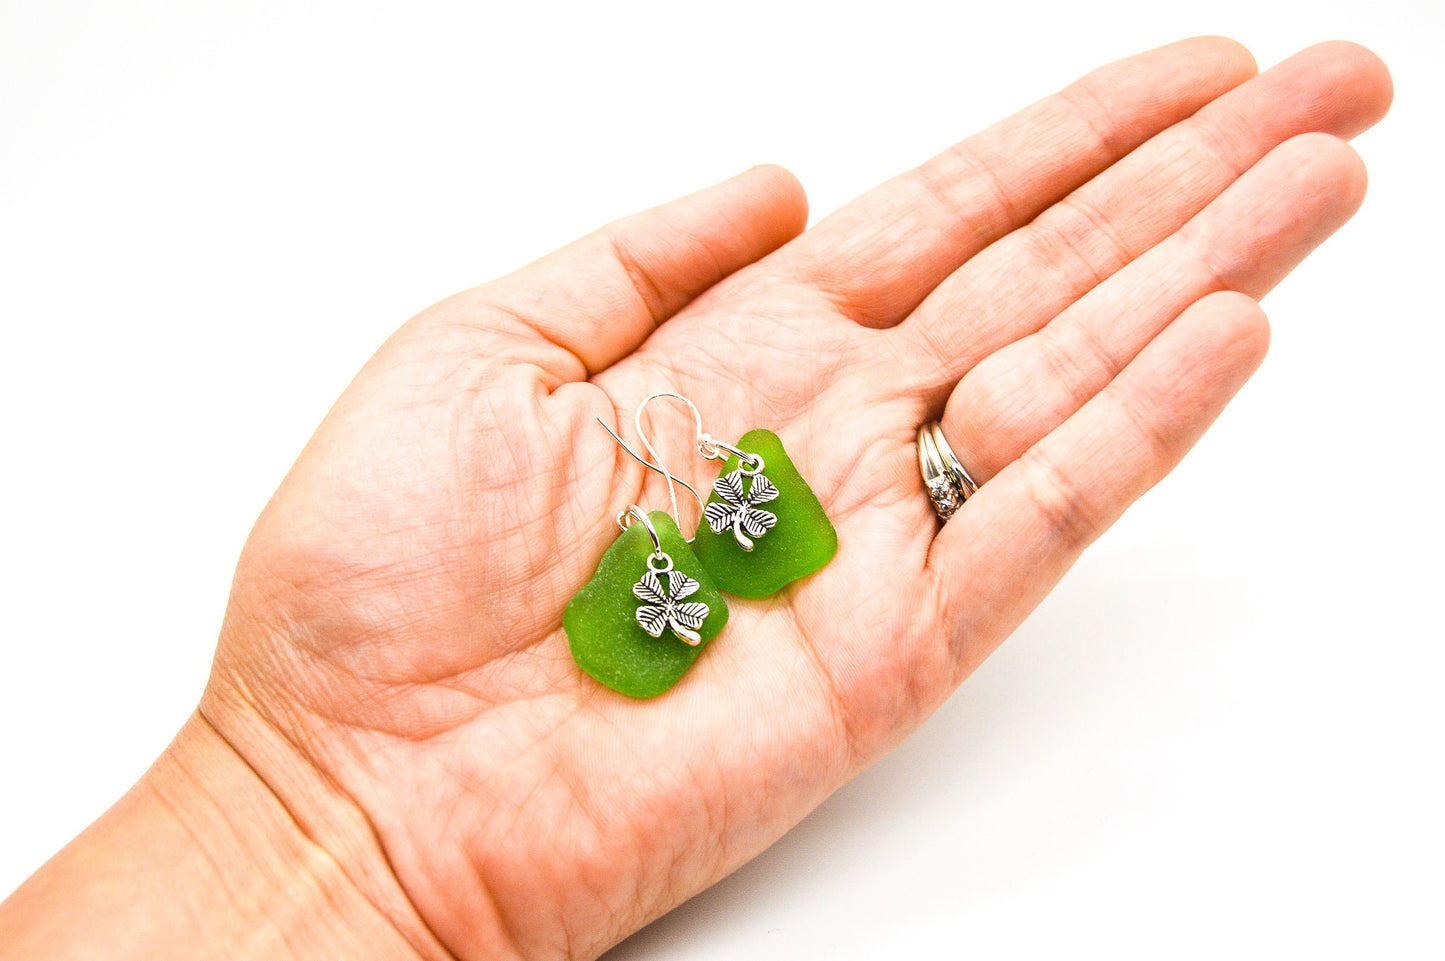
[631,392,838,599]
[565,502,729,699]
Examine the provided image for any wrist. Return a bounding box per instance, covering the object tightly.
[0,713,435,961]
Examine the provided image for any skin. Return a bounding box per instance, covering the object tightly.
[0,37,1392,961]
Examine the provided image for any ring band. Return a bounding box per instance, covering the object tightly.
[929,422,979,501]
[917,421,980,520]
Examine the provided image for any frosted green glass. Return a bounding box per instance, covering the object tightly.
[692,429,837,598]
[565,511,729,699]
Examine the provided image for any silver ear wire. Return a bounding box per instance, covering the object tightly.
[602,391,767,544]
[616,504,671,568]
[635,391,704,450]
[635,390,766,476]
[633,392,704,531]
[638,390,766,472]
[596,416,706,541]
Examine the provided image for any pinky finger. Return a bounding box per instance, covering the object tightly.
[927,289,1270,678]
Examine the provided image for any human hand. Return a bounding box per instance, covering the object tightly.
[190,37,1390,961]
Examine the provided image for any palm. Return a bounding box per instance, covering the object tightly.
[202,39,1389,961]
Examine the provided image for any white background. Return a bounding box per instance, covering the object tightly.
[2,0,1441,957]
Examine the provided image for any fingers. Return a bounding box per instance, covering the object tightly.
[926,290,1269,677]
[455,165,808,383]
[939,132,1366,482]
[774,36,1258,325]
[896,41,1391,388]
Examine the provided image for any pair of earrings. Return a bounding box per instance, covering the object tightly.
[564,392,838,698]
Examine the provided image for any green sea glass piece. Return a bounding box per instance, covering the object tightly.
[692,429,837,598]
[565,511,729,698]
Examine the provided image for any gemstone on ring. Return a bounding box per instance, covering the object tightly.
[925,475,962,518]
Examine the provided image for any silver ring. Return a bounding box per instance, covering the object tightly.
[917,422,980,520]
[929,422,979,501]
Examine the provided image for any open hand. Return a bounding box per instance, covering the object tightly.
[200,38,1391,960]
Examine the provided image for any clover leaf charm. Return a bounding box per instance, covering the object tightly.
[633,568,710,646]
[704,468,779,551]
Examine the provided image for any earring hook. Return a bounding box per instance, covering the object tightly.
[596,413,706,541]
[616,504,660,553]
[637,390,766,475]
[633,391,706,532]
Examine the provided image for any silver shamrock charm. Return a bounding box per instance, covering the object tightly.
[633,568,710,646]
[704,468,779,551]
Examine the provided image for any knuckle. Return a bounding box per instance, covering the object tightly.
[604,231,671,328]
[1033,324,1103,412]
[1054,81,1127,161]
[1103,385,1178,477]
[912,141,1020,240]
[1017,445,1105,552]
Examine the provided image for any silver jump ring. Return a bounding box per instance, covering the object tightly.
[917,422,979,521]
[698,434,765,475]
